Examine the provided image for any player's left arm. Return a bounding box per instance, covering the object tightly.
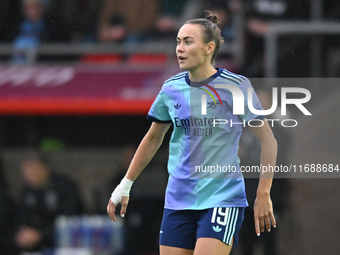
[248,118,277,236]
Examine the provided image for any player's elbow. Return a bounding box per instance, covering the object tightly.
[258,131,277,150]
[144,130,164,148]
[266,136,277,152]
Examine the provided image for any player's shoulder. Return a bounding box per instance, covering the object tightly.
[218,68,248,86]
[163,71,187,86]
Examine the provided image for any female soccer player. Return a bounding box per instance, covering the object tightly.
[107,11,277,255]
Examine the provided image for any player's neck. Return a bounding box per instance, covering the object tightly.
[188,65,217,82]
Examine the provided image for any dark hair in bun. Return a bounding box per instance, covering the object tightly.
[185,10,224,64]
[205,11,219,25]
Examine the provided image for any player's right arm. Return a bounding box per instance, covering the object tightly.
[125,122,171,181]
[107,122,171,222]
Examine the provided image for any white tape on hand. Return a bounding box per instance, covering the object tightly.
[110,177,133,205]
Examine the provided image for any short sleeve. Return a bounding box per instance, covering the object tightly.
[239,79,265,122]
[147,89,172,123]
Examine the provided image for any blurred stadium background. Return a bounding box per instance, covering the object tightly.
[0,0,339,255]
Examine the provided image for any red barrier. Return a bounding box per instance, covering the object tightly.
[0,65,164,115]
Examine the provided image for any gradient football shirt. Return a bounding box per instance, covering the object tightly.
[147,68,264,210]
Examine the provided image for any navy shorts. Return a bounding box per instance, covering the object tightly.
[159,207,245,250]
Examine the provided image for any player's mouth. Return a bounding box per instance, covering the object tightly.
[178,56,187,63]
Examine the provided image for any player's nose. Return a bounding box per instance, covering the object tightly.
[176,43,184,53]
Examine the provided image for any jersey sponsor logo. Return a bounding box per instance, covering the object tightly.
[174,116,215,137]
[174,117,215,127]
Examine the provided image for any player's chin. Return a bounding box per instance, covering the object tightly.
[178,62,190,71]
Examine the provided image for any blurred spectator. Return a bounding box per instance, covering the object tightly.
[205,0,243,42]
[324,0,340,21]
[44,0,102,43]
[154,0,203,39]
[236,89,291,255]
[243,0,311,77]
[98,0,158,43]
[11,0,69,64]
[0,155,18,255]
[14,150,83,252]
[0,0,22,42]
[323,0,340,77]
[12,0,45,64]
[0,0,10,40]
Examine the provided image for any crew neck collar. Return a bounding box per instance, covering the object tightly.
[185,68,222,87]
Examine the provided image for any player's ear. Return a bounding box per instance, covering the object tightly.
[205,41,215,56]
